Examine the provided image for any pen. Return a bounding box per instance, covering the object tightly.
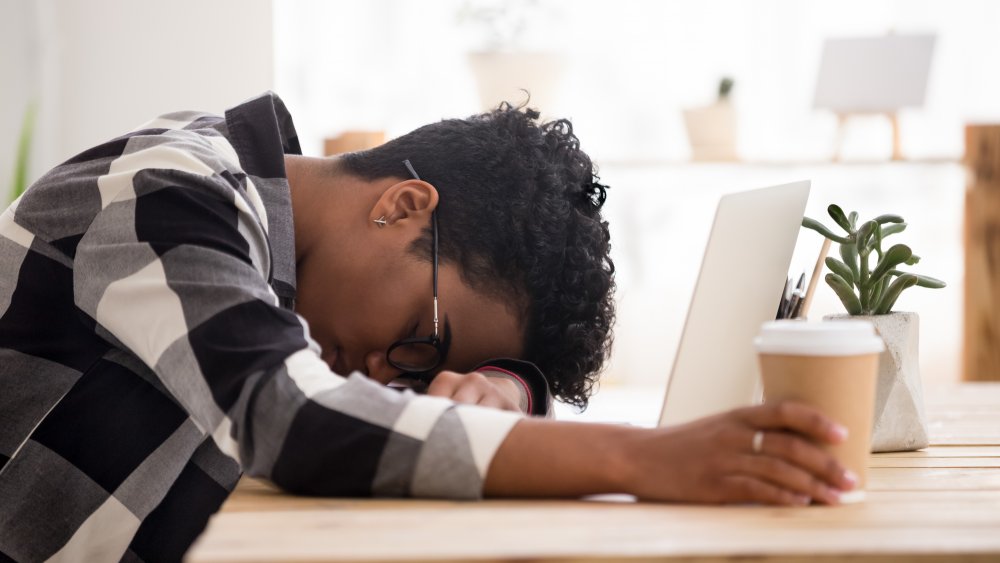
[778,277,793,319]
[788,288,804,319]
[788,273,806,318]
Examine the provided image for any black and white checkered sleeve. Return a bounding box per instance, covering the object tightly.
[71,134,521,499]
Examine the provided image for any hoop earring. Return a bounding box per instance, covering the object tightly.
[373,215,387,228]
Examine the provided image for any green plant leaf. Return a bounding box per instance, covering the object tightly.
[840,242,860,281]
[871,275,889,309]
[870,244,913,282]
[825,257,855,287]
[855,220,878,254]
[826,273,863,315]
[905,254,921,266]
[802,217,851,244]
[827,204,852,232]
[880,223,907,237]
[873,214,905,225]
[11,102,36,203]
[874,273,919,314]
[888,270,946,289]
[848,211,859,229]
[868,222,884,258]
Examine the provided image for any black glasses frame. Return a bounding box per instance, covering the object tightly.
[385,160,446,376]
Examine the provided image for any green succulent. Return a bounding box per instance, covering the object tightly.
[718,77,734,100]
[802,204,945,316]
[9,102,36,203]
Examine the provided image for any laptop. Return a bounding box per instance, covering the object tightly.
[657,181,811,427]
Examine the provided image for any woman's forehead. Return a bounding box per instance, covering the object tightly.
[436,265,525,370]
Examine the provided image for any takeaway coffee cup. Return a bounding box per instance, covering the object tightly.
[754,320,885,503]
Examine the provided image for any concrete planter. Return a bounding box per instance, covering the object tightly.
[467,52,566,113]
[683,101,738,161]
[825,312,929,452]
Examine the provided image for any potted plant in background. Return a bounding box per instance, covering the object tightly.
[683,76,738,161]
[8,103,36,204]
[803,205,946,452]
[457,0,566,113]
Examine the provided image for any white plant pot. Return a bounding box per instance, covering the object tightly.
[683,101,738,161]
[825,312,929,452]
[467,51,566,113]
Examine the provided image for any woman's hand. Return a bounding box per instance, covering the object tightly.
[618,401,857,505]
[484,400,858,507]
[425,370,522,412]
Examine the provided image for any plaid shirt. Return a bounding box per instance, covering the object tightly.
[0,92,520,562]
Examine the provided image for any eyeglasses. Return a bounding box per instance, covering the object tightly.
[385,160,448,376]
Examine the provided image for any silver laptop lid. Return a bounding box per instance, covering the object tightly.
[658,181,810,427]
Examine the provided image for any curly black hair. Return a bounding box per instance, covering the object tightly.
[340,103,614,409]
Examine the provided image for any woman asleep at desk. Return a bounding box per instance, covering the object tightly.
[0,93,855,562]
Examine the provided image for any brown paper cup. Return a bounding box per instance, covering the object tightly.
[755,321,884,503]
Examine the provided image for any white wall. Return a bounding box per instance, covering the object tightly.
[0,1,42,196]
[1,0,275,193]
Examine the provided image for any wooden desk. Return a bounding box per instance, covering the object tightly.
[188,384,1000,562]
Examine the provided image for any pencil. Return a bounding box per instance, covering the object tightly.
[798,238,832,319]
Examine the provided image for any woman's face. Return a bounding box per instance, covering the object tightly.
[287,155,524,384]
[295,230,525,385]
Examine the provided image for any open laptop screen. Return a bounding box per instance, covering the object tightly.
[658,181,810,426]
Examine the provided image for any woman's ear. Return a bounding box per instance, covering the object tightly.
[369,179,439,228]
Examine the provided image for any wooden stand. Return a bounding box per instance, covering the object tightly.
[833,112,903,161]
[963,125,1000,381]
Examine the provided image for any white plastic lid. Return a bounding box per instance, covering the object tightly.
[754,320,885,356]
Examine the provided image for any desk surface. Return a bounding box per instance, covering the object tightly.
[188,384,1000,563]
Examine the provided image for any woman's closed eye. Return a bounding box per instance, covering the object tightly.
[406,321,420,340]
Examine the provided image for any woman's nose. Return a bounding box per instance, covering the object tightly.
[364,350,403,385]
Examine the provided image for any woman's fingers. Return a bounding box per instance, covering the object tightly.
[735,453,841,505]
[451,373,489,405]
[740,403,859,493]
[736,401,848,445]
[425,371,519,411]
[755,430,857,492]
[425,370,462,397]
[478,393,514,410]
[722,475,812,507]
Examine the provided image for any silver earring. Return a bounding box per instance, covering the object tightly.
[373,215,387,228]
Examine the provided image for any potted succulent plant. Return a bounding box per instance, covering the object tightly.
[683,76,738,161]
[803,205,945,452]
[457,0,566,113]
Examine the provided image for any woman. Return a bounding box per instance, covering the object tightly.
[0,93,853,562]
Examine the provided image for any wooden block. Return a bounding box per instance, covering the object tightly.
[964,125,1000,381]
[963,183,1000,381]
[965,124,1000,185]
[323,131,386,156]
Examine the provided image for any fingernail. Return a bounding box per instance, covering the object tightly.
[831,424,849,441]
[795,494,812,506]
[824,487,841,505]
[842,470,859,488]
